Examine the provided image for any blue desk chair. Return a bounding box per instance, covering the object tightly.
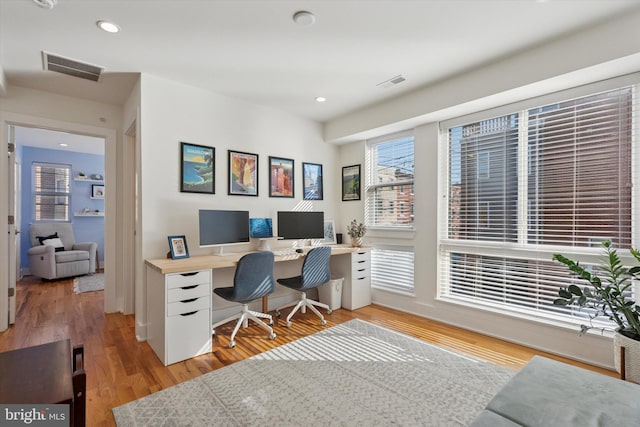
[276,246,332,327]
[212,251,277,348]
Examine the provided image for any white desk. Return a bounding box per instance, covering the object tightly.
[145,245,370,365]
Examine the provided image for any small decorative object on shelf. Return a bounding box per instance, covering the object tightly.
[347,219,366,247]
[90,173,103,180]
[78,171,86,179]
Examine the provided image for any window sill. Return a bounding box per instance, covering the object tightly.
[436,295,615,341]
[367,227,416,240]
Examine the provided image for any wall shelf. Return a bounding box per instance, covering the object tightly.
[74,212,104,217]
[74,177,103,183]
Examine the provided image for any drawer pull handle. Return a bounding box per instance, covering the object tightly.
[357,260,366,263]
[357,277,366,280]
[180,298,198,303]
[357,252,366,255]
[357,269,366,272]
[180,311,198,317]
[181,285,198,290]
[180,272,199,277]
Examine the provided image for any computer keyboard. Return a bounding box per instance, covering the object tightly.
[273,249,299,256]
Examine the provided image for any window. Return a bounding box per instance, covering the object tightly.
[371,245,415,293]
[366,130,415,228]
[440,85,638,329]
[366,130,416,294]
[33,162,71,221]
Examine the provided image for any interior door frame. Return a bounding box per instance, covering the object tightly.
[7,125,19,324]
[0,112,119,331]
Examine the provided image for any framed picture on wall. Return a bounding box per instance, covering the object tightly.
[168,235,189,259]
[269,156,294,198]
[302,162,323,200]
[180,142,215,194]
[342,164,361,201]
[228,150,259,196]
[91,184,105,199]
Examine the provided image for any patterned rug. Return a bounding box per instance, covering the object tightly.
[112,319,514,426]
[73,273,104,293]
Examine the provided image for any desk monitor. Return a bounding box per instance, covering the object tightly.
[199,209,250,253]
[277,211,324,240]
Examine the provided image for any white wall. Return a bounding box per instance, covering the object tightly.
[331,12,640,370]
[137,74,339,338]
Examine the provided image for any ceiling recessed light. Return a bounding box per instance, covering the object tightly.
[97,20,120,33]
[315,97,326,103]
[293,11,316,26]
[59,143,68,147]
[32,0,57,9]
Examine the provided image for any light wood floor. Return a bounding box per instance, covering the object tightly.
[0,275,616,426]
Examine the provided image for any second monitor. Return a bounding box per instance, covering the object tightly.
[277,211,324,240]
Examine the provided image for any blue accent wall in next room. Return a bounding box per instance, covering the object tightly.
[19,146,105,272]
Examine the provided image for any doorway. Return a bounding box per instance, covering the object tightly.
[1,113,120,332]
[13,125,106,282]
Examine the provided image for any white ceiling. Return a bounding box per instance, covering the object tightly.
[13,126,105,155]
[1,0,640,130]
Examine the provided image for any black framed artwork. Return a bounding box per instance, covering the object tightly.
[228,150,259,196]
[180,142,215,194]
[302,162,323,200]
[269,156,294,198]
[342,164,361,201]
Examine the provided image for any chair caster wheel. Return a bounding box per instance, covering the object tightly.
[285,321,292,328]
[269,332,276,340]
[268,318,274,325]
[327,309,332,314]
[320,319,327,326]
[228,341,236,348]
[276,311,281,317]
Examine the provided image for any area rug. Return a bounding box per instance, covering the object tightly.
[112,319,514,426]
[73,273,104,293]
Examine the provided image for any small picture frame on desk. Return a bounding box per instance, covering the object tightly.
[323,220,337,245]
[168,235,189,259]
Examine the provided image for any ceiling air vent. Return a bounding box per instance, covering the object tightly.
[42,51,104,82]
[376,74,406,89]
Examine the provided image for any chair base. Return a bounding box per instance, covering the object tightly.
[276,292,331,327]
[212,303,276,348]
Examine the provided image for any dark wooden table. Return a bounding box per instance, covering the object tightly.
[0,339,75,415]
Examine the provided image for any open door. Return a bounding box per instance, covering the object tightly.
[7,126,19,324]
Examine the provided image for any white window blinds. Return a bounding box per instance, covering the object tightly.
[33,162,71,221]
[371,245,415,293]
[366,131,415,228]
[440,84,638,328]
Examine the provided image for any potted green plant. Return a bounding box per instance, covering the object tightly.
[347,219,366,247]
[553,240,640,383]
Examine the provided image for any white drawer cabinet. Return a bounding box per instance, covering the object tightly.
[330,249,371,310]
[146,267,212,365]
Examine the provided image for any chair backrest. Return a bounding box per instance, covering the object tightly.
[301,246,331,289]
[232,251,276,302]
[29,223,76,250]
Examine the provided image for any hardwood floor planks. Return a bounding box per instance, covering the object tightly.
[0,274,617,426]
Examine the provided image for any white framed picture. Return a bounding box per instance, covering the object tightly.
[323,220,337,245]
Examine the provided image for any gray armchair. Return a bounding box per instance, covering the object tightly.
[27,223,97,280]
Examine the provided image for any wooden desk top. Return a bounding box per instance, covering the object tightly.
[0,339,73,404]
[145,245,368,274]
